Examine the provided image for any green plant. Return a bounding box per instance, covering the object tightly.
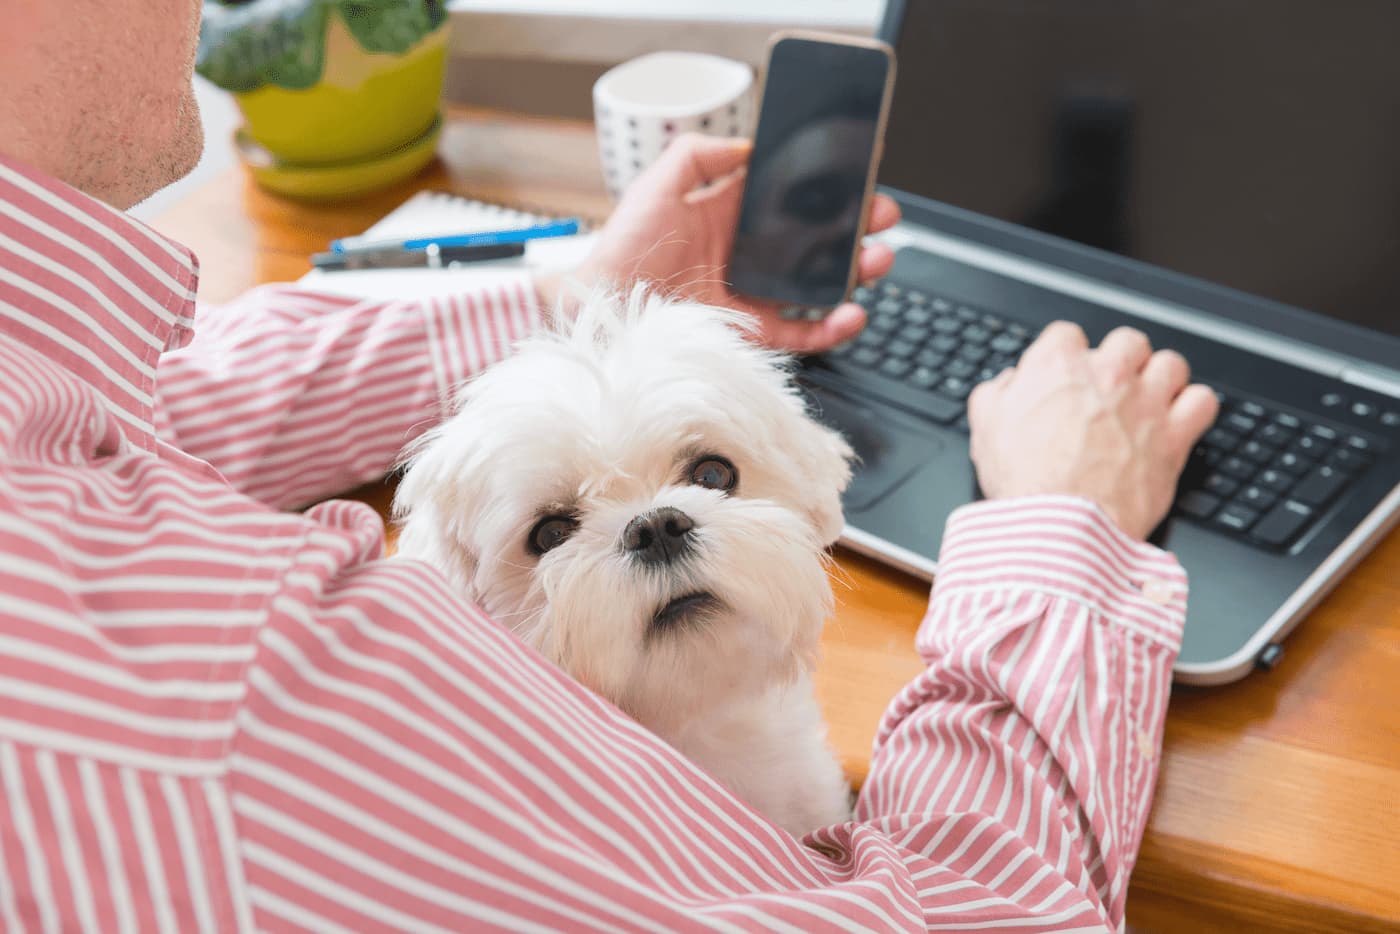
[196,0,448,93]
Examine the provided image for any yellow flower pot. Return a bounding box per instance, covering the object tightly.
[234,15,449,167]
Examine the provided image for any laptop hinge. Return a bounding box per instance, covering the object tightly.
[1340,366,1400,399]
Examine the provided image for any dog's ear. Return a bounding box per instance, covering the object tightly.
[791,411,855,546]
[394,501,481,594]
[393,428,483,594]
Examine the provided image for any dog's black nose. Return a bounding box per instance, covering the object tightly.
[622,507,695,565]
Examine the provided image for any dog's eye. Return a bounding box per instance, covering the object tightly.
[689,456,737,492]
[528,515,577,555]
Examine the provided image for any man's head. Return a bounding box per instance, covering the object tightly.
[0,0,204,209]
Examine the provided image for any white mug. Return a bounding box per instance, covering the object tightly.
[593,51,755,199]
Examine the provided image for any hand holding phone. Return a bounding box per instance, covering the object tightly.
[728,33,897,313]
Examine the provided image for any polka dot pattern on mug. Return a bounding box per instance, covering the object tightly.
[593,52,755,200]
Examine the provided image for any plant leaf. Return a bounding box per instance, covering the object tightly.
[335,0,446,55]
[196,0,331,92]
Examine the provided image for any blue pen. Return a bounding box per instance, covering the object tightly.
[331,219,581,254]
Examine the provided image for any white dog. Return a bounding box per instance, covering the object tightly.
[393,288,855,836]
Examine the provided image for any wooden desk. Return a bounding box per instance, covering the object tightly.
[153,107,1400,933]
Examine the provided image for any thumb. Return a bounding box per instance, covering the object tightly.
[659,133,753,195]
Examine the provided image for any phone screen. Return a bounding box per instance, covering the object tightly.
[729,37,893,310]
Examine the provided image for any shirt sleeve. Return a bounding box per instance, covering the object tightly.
[849,495,1187,931]
[152,277,542,510]
[223,494,1184,932]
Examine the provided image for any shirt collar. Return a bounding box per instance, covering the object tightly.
[0,155,199,450]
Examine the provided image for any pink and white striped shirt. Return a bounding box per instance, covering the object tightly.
[0,155,1187,933]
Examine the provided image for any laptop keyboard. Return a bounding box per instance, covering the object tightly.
[816,281,1388,551]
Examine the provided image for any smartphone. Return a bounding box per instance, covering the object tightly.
[728,33,896,312]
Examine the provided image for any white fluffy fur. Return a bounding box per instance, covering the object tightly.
[393,288,855,836]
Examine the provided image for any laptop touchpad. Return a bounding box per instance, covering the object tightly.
[801,383,944,512]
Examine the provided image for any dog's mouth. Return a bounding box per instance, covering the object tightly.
[650,591,721,635]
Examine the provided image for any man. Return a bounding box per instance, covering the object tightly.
[0,1,1218,931]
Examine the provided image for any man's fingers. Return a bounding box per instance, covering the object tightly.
[1091,327,1153,385]
[1021,321,1088,367]
[760,303,867,353]
[659,134,752,194]
[866,193,901,235]
[1140,348,1192,404]
[855,241,895,284]
[1166,383,1220,455]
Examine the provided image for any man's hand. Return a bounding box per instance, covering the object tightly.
[542,133,901,353]
[967,322,1220,540]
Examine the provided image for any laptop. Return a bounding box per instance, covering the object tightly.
[802,0,1400,683]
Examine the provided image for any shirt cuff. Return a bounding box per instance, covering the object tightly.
[422,275,544,407]
[932,495,1188,654]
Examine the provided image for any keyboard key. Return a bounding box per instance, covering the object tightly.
[977,367,1002,383]
[989,333,1024,355]
[1350,401,1375,418]
[955,305,979,322]
[1203,427,1240,449]
[946,359,977,380]
[869,314,900,333]
[932,317,961,335]
[1176,490,1221,519]
[885,339,917,359]
[1320,391,1345,408]
[1220,456,1257,481]
[916,349,948,369]
[1291,465,1348,506]
[931,297,953,313]
[957,343,990,363]
[930,334,959,353]
[1238,485,1277,511]
[1250,499,1313,547]
[1273,451,1312,474]
[851,286,874,306]
[1291,434,1329,457]
[879,357,913,379]
[1237,400,1268,419]
[879,282,901,297]
[1326,447,1371,470]
[1215,503,1260,533]
[1258,422,1296,446]
[909,367,941,389]
[1240,440,1276,464]
[875,298,902,316]
[1223,412,1257,435]
[1203,473,1240,497]
[939,377,973,401]
[1257,469,1294,493]
[1344,434,1374,453]
[980,315,1004,333]
[1382,411,1400,428]
[904,307,932,326]
[906,290,928,306]
[851,347,882,367]
[963,324,992,344]
[1310,424,1339,441]
[1273,412,1302,429]
[901,325,931,345]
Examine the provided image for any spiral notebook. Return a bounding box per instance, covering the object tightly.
[299,190,599,301]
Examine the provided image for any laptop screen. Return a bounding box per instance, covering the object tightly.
[879,0,1400,340]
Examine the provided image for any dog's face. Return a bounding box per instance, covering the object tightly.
[394,291,853,730]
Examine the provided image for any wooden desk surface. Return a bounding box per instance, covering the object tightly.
[153,107,1400,933]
